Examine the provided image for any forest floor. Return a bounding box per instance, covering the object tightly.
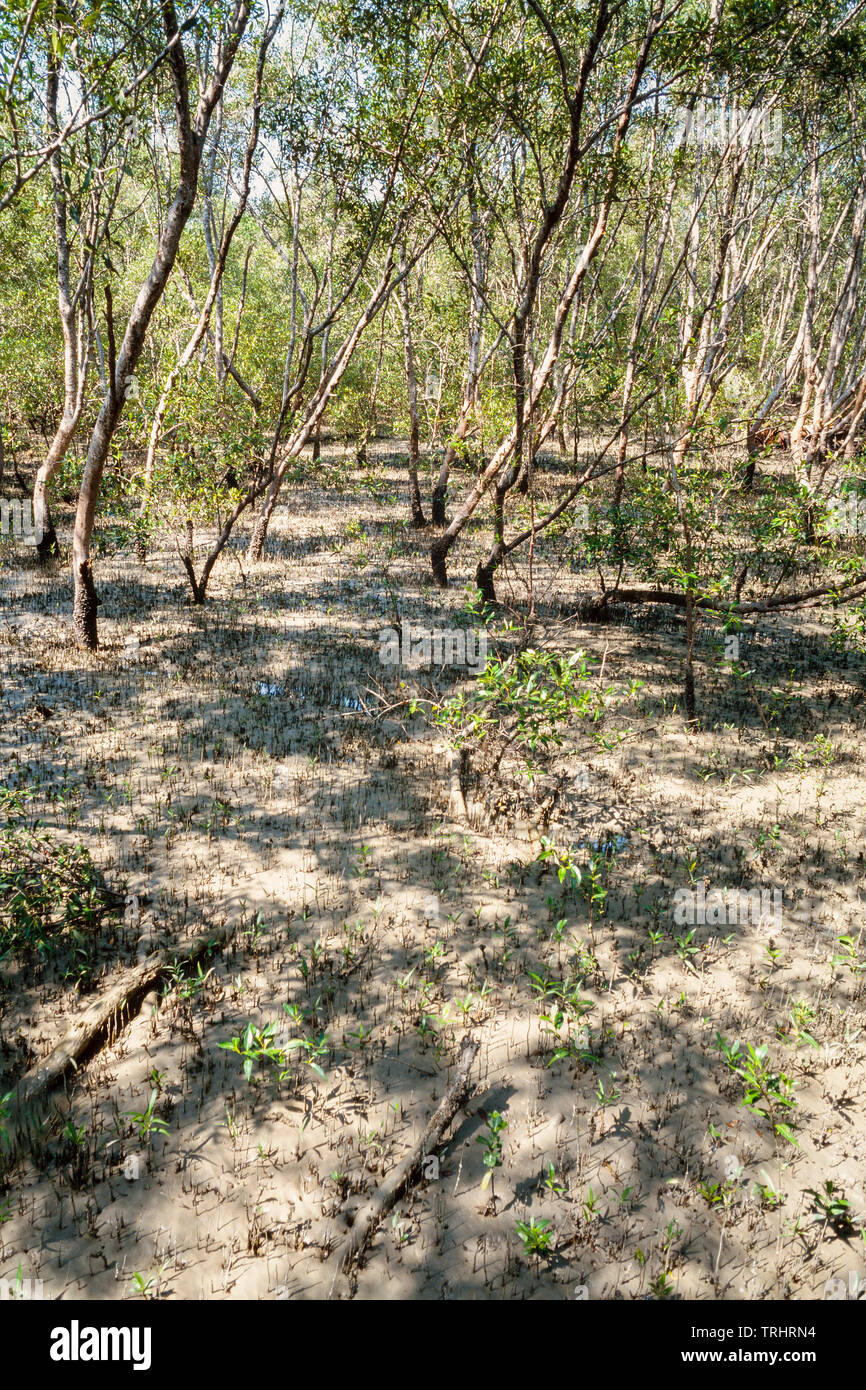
[1,442,865,1301]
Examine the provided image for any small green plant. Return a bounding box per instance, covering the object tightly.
[830,936,865,976]
[219,1021,283,1082]
[0,1091,13,1150]
[776,1000,819,1050]
[582,1187,601,1222]
[424,939,445,966]
[806,1180,856,1234]
[538,837,582,892]
[543,1162,565,1196]
[129,1267,166,1299]
[353,844,373,878]
[164,959,214,1002]
[674,928,699,969]
[595,1077,621,1108]
[219,1018,329,1083]
[662,1218,683,1253]
[390,1212,410,1246]
[241,910,269,947]
[715,1035,798,1144]
[650,1270,675,1299]
[515,1216,553,1257]
[581,851,610,920]
[125,1090,169,1142]
[278,1026,330,1081]
[62,1120,87,1148]
[477,1110,507,1194]
[751,1173,786,1210]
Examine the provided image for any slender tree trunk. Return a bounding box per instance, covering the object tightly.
[432,153,486,525]
[399,247,425,527]
[35,53,93,559]
[247,241,403,562]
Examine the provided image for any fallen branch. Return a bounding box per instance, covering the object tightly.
[328,1033,480,1298]
[8,921,233,1137]
[579,570,866,618]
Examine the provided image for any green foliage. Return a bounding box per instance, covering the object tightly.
[515,1217,553,1257]
[219,1014,329,1084]
[125,1090,170,1142]
[715,1035,798,1144]
[435,647,642,765]
[0,788,121,958]
[806,1180,858,1234]
[476,1109,507,1191]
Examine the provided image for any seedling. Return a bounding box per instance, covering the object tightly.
[715,1035,798,1144]
[650,1270,674,1299]
[353,844,373,878]
[0,1091,12,1150]
[219,1021,283,1082]
[582,1186,601,1222]
[543,1162,565,1196]
[129,1270,158,1299]
[477,1110,507,1197]
[675,928,699,969]
[806,1181,856,1234]
[776,1000,819,1050]
[751,1173,786,1210]
[125,1090,169,1142]
[515,1216,553,1257]
[595,1077,621,1108]
[164,959,214,1002]
[830,936,865,976]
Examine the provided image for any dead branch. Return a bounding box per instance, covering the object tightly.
[8,920,234,1139]
[328,1033,480,1297]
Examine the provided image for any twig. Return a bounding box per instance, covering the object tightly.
[327,1033,480,1297]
